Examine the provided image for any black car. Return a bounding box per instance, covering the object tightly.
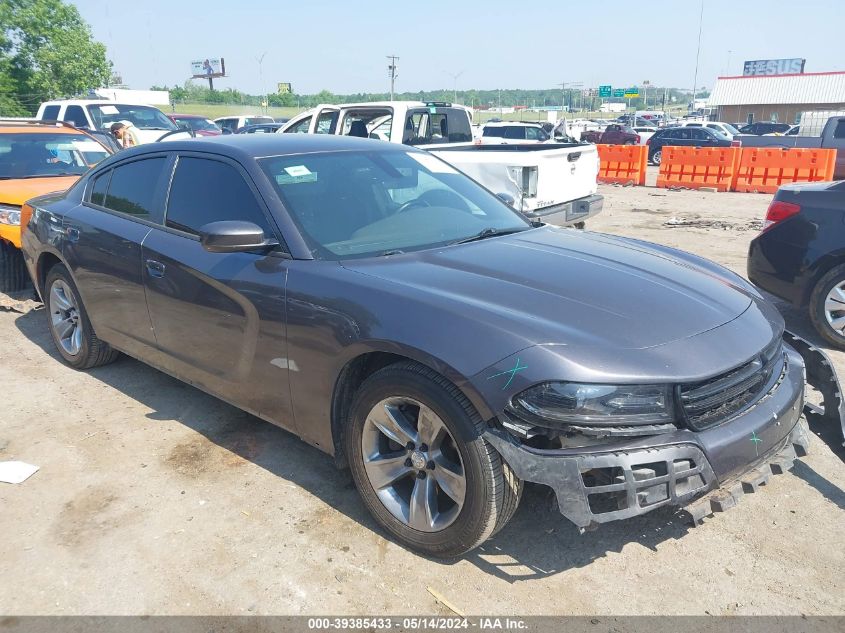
[738,122,792,136]
[748,180,845,348]
[646,126,734,165]
[20,135,830,557]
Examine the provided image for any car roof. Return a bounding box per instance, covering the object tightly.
[110,133,410,161]
[40,99,158,107]
[484,122,541,127]
[0,120,95,135]
[170,113,208,119]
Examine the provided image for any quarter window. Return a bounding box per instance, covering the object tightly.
[90,170,111,207]
[42,105,60,120]
[166,157,272,237]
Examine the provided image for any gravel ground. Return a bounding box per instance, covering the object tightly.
[1,175,843,616]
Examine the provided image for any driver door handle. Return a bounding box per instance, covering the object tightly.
[145,259,165,278]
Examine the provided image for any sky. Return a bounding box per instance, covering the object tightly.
[70,0,845,96]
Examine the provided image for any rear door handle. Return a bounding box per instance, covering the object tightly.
[66,226,80,242]
[145,259,165,278]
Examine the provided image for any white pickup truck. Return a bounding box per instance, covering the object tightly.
[278,101,603,227]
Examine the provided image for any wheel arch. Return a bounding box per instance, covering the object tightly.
[35,249,66,297]
[329,347,494,468]
[803,251,845,306]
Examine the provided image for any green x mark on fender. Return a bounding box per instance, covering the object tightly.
[750,430,763,456]
[487,358,528,390]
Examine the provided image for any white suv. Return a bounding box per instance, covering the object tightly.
[213,115,275,134]
[36,100,183,144]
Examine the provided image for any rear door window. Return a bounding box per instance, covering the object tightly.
[102,157,167,220]
[165,156,273,237]
[315,110,339,134]
[833,120,845,139]
[64,105,88,128]
[482,127,504,137]
[41,105,60,120]
[503,126,526,140]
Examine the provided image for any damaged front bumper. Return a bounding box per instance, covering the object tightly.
[482,331,843,530]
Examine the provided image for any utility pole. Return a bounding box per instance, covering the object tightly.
[256,52,267,113]
[387,55,399,101]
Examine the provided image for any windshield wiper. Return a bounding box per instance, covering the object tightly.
[450,227,528,246]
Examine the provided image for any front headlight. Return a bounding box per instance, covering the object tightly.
[507,382,675,427]
[0,204,21,226]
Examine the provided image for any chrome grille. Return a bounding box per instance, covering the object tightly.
[680,339,784,431]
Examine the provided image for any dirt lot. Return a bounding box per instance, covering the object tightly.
[1,175,844,616]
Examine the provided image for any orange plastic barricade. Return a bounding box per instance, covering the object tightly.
[596,144,647,186]
[656,146,740,192]
[733,148,838,193]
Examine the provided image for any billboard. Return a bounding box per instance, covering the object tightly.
[191,58,226,79]
[277,82,293,94]
[743,58,805,76]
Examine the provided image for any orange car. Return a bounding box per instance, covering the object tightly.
[0,120,112,291]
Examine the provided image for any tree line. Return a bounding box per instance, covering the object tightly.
[156,84,703,112]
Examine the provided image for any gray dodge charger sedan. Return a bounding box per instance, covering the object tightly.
[19,135,836,557]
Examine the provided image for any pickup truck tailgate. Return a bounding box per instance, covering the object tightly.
[429,143,600,214]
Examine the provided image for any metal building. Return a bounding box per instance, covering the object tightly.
[709,71,845,126]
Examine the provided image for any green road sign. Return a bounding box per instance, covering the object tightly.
[624,87,640,98]
[598,85,612,98]
[612,88,625,98]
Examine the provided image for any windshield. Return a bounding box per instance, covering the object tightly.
[173,116,219,132]
[260,149,530,259]
[88,104,177,131]
[721,123,740,135]
[0,132,110,179]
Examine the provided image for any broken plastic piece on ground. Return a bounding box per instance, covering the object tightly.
[0,461,39,484]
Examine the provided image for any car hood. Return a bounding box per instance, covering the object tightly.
[342,226,754,351]
[0,176,80,206]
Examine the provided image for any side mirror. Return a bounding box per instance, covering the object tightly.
[496,192,516,207]
[199,221,278,253]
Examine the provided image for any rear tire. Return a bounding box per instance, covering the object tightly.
[345,361,521,557]
[0,239,30,293]
[809,264,845,350]
[651,149,663,166]
[45,263,120,369]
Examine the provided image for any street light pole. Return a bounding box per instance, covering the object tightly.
[445,70,464,104]
[691,0,704,110]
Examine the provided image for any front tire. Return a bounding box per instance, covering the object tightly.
[809,264,845,350]
[651,149,663,166]
[0,240,30,293]
[345,361,521,557]
[45,264,120,369]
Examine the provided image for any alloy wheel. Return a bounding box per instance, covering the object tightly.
[361,397,466,532]
[49,279,82,356]
[823,282,845,335]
